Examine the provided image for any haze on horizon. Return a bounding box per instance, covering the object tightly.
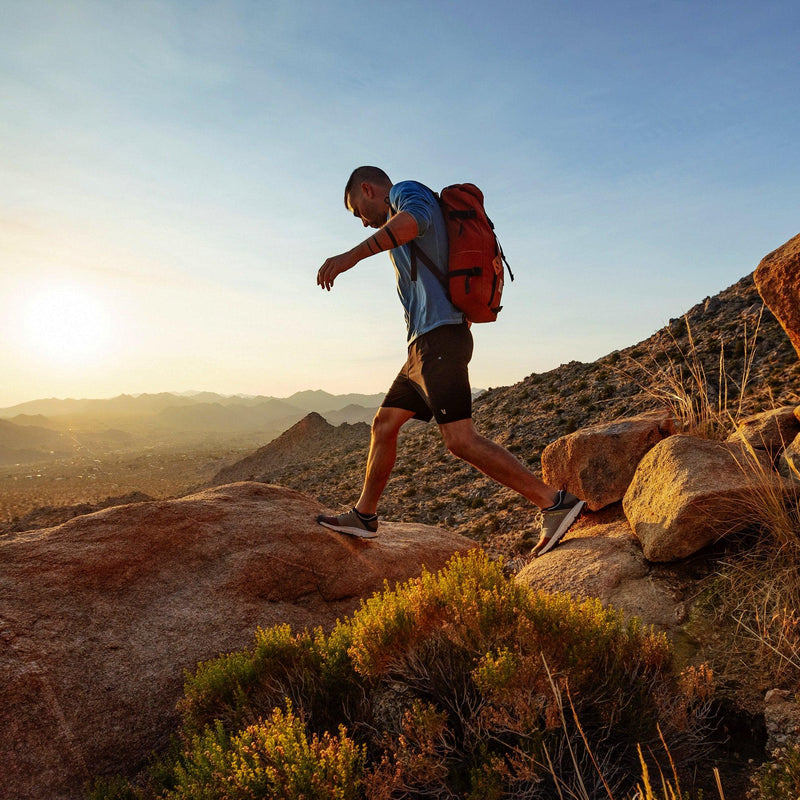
[1,0,798,410]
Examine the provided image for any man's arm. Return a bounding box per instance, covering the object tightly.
[316,211,419,291]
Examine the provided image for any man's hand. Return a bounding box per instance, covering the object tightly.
[317,251,358,291]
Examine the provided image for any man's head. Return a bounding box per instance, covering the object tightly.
[344,166,392,228]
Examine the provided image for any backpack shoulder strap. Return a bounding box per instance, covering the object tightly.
[392,187,452,293]
[408,241,449,291]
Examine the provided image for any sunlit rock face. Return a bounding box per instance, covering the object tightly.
[726,405,800,458]
[622,435,777,562]
[541,410,675,512]
[755,231,800,360]
[0,481,473,800]
[515,513,688,633]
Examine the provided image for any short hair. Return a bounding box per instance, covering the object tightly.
[344,166,391,207]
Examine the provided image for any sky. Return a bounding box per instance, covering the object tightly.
[1,0,798,409]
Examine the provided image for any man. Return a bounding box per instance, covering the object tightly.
[315,166,584,559]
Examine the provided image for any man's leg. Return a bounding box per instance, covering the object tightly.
[356,406,416,515]
[317,405,414,538]
[439,418,585,557]
[439,418,558,508]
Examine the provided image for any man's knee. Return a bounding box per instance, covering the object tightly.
[371,408,407,442]
[440,421,477,460]
[445,438,470,460]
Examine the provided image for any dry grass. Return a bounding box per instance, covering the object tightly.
[617,310,763,439]
[713,440,800,683]
[619,308,800,685]
[539,657,724,800]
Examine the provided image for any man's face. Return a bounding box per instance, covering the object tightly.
[346,184,388,229]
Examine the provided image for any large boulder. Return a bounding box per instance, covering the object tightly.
[515,512,687,632]
[754,231,800,359]
[727,406,800,459]
[0,482,473,800]
[623,435,778,562]
[541,410,675,511]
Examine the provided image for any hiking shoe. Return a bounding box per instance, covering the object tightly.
[317,508,378,539]
[530,491,585,557]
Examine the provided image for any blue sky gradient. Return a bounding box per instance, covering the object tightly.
[1,0,798,407]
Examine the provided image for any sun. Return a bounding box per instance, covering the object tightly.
[21,281,112,366]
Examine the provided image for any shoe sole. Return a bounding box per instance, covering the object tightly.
[536,501,586,556]
[317,520,378,539]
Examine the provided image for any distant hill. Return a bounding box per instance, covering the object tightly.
[0,393,200,419]
[0,419,71,465]
[322,404,380,426]
[212,412,370,486]
[8,414,58,428]
[155,399,306,433]
[284,390,385,414]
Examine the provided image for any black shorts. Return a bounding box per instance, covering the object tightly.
[381,322,474,424]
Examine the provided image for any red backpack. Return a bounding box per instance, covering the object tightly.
[410,183,514,323]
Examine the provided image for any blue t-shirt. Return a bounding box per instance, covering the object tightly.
[388,180,464,343]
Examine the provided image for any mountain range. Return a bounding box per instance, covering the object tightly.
[0,390,385,465]
[0,389,385,420]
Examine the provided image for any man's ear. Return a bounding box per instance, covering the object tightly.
[360,181,374,199]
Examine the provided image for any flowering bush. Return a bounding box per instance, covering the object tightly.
[91,551,715,799]
[168,705,365,800]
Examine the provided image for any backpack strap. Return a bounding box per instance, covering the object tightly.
[409,241,450,291]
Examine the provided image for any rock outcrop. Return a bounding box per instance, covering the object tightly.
[0,482,473,800]
[726,405,800,459]
[755,231,800,359]
[516,512,687,632]
[779,433,800,481]
[623,435,777,562]
[541,410,675,511]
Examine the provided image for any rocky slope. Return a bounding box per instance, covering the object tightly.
[214,273,800,553]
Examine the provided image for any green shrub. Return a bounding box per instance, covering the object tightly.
[344,552,698,796]
[168,706,365,800]
[179,622,361,738]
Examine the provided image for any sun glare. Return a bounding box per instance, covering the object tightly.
[20,282,112,366]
